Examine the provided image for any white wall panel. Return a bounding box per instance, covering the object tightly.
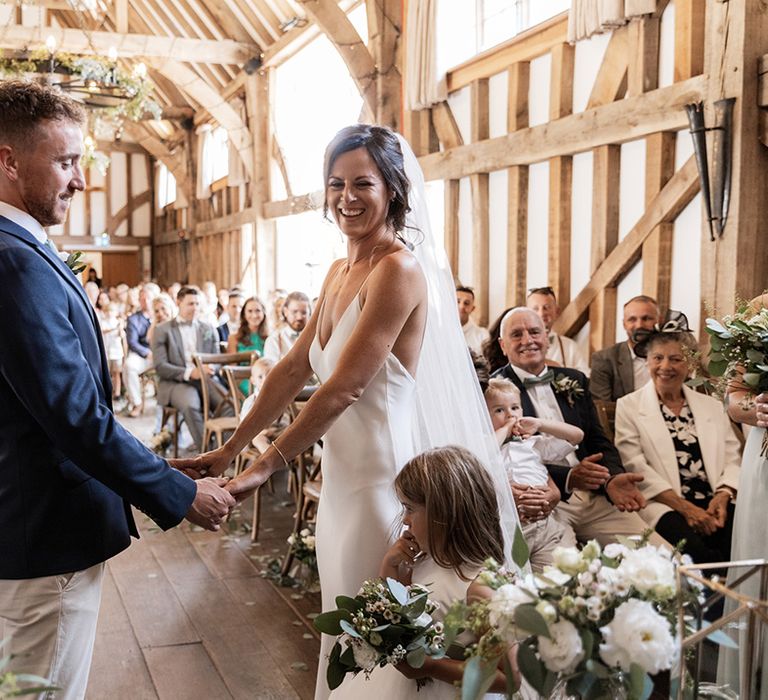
[572,32,611,114]
[571,151,594,299]
[489,169,508,320]
[526,161,549,289]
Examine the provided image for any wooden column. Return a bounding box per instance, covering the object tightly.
[365,0,402,130]
[507,61,529,307]
[548,43,574,306]
[701,0,768,322]
[470,78,490,327]
[245,69,275,296]
[674,0,705,82]
[642,132,675,310]
[589,145,620,352]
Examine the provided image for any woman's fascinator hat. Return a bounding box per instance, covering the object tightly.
[633,310,693,358]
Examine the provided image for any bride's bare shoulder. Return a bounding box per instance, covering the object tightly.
[374,247,425,284]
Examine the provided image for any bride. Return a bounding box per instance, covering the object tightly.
[175,125,521,699]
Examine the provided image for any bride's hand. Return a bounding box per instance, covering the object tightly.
[225,460,273,502]
[169,446,232,480]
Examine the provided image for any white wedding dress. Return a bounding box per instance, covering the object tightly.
[329,556,503,700]
[717,426,768,698]
[309,291,418,700]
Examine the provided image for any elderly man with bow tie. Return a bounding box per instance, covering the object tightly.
[491,307,664,547]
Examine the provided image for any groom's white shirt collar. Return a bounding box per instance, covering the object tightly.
[0,201,47,244]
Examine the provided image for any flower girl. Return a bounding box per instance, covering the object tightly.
[329,445,516,699]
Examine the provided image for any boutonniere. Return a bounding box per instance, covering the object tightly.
[65,250,87,274]
[552,374,584,407]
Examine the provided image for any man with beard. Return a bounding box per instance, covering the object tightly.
[263,290,311,362]
[0,81,234,699]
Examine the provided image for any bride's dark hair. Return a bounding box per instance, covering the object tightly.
[323,124,411,234]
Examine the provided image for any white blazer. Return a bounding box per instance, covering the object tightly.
[615,381,741,528]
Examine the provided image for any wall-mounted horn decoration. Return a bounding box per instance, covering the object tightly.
[685,99,736,241]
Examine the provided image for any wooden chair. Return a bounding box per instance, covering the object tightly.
[161,406,181,458]
[137,367,156,415]
[193,351,255,451]
[593,399,616,442]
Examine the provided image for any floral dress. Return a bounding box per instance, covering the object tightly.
[660,401,714,503]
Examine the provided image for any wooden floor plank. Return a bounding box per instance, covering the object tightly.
[170,576,304,699]
[108,523,200,648]
[143,643,233,700]
[86,568,158,700]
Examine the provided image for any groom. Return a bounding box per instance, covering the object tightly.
[0,80,235,699]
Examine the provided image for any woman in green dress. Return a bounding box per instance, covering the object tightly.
[227,296,270,395]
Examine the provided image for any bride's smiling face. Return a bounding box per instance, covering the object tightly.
[326,147,392,239]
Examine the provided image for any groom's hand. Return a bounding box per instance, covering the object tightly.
[185,477,236,531]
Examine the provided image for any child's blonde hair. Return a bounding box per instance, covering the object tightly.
[395,446,504,580]
[252,357,275,374]
[484,377,520,402]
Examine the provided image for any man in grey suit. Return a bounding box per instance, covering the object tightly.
[152,286,226,451]
[590,295,660,402]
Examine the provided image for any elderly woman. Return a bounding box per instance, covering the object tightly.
[614,314,741,564]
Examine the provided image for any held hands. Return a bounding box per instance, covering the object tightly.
[185,477,236,531]
[169,447,232,480]
[511,483,555,523]
[682,501,720,536]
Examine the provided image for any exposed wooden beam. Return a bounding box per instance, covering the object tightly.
[554,156,700,336]
[431,101,463,150]
[107,190,153,236]
[674,0,705,81]
[148,58,253,178]
[586,26,628,109]
[627,15,660,97]
[447,12,568,93]
[418,76,706,181]
[263,192,323,219]
[470,78,490,326]
[365,0,402,129]
[115,0,128,33]
[506,61,529,307]
[52,234,150,247]
[0,25,257,64]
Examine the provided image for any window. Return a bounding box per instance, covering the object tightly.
[156,162,176,209]
[209,126,229,182]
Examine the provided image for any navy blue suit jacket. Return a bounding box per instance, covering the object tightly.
[491,365,625,499]
[0,215,196,579]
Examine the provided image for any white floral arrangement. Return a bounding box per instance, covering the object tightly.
[313,578,444,691]
[449,540,695,700]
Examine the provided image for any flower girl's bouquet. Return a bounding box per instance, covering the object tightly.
[448,541,689,700]
[313,577,445,691]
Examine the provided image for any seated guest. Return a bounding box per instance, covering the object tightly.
[614,312,740,565]
[96,292,124,402]
[590,295,660,401]
[456,285,489,354]
[217,291,245,344]
[526,286,589,375]
[151,286,226,452]
[263,291,310,363]
[484,377,579,571]
[124,283,160,417]
[228,296,270,394]
[148,293,176,346]
[492,307,657,546]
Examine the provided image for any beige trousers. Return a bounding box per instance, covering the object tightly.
[0,562,105,700]
[556,490,669,548]
[522,514,576,572]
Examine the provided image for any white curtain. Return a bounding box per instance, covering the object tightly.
[405,0,446,111]
[568,0,657,42]
[195,125,214,200]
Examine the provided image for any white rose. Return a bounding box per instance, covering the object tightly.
[553,546,587,576]
[488,583,536,642]
[603,543,629,559]
[538,619,584,673]
[350,638,380,672]
[539,567,573,587]
[599,599,678,674]
[536,600,558,624]
[617,547,677,599]
[581,540,601,561]
[303,535,316,549]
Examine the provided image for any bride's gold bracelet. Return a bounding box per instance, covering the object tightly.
[271,440,290,468]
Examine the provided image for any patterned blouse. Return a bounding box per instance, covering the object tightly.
[660,401,714,503]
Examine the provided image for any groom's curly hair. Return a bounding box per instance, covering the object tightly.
[322,124,411,234]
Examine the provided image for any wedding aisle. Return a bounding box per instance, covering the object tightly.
[85,403,320,699]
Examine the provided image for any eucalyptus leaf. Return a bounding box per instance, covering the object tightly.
[705,318,728,334]
[708,359,728,377]
[386,577,409,605]
[709,352,725,362]
[512,524,530,569]
[406,646,426,669]
[585,658,611,679]
[628,662,652,700]
[514,603,551,638]
[336,595,363,612]
[744,372,761,387]
[313,609,349,635]
[503,654,520,697]
[339,619,361,639]
[517,640,546,695]
[461,656,498,700]
[700,620,739,648]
